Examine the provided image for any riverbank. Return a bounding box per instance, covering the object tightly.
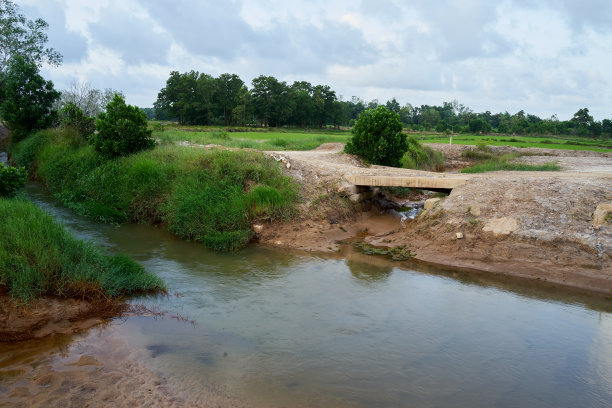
[257,143,612,296]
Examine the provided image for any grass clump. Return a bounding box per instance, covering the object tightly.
[13,129,299,251]
[355,242,413,261]
[401,136,446,171]
[0,198,165,303]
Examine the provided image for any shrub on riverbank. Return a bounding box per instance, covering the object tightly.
[0,198,165,302]
[401,136,446,171]
[13,129,298,251]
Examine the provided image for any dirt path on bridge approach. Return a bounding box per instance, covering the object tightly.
[257,143,612,295]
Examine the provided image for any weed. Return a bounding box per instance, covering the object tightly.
[0,198,165,302]
[401,136,446,171]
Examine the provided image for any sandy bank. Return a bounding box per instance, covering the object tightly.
[259,143,612,295]
[0,325,246,408]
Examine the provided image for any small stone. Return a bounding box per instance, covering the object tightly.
[253,224,264,234]
[593,203,612,229]
[286,162,291,169]
[456,232,464,239]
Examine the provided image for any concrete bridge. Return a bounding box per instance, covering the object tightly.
[344,174,470,191]
[340,173,471,202]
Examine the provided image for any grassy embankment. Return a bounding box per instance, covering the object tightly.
[12,129,298,251]
[0,197,165,302]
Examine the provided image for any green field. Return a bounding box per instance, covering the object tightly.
[151,125,612,153]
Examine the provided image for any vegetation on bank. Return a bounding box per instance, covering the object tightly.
[401,136,446,172]
[460,148,560,173]
[12,128,299,251]
[0,198,165,302]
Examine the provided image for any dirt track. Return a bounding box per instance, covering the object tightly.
[259,143,612,295]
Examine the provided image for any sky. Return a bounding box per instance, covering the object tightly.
[19,0,612,120]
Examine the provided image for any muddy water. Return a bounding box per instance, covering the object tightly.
[4,185,612,407]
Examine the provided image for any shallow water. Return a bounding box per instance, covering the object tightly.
[7,185,612,407]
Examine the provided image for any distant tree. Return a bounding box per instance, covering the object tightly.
[0,56,60,142]
[385,98,401,114]
[0,0,62,74]
[90,94,154,159]
[59,80,124,117]
[345,106,407,167]
[215,73,245,126]
[312,84,336,128]
[469,118,491,134]
[602,119,612,137]
[251,75,289,127]
[421,108,441,129]
[59,102,95,139]
[571,108,594,127]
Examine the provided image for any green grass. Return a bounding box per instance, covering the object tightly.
[461,160,560,173]
[417,133,612,153]
[14,129,299,251]
[156,127,351,151]
[153,124,612,153]
[0,197,165,302]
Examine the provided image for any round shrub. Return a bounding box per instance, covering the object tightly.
[345,106,407,167]
[90,94,155,159]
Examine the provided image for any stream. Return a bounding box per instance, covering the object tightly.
[2,184,612,407]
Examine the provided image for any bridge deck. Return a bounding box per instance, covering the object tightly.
[343,174,470,190]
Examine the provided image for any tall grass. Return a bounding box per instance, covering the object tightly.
[0,198,165,302]
[401,136,446,171]
[13,129,299,251]
[461,152,560,173]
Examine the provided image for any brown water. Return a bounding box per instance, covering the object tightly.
[2,185,612,407]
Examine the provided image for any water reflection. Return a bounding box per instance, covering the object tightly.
[16,183,612,408]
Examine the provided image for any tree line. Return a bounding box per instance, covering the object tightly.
[153,71,612,138]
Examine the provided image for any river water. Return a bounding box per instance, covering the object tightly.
[6,185,612,407]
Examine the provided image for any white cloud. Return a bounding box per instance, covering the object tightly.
[16,0,612,119]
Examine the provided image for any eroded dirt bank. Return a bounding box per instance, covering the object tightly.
[258,143,612,295]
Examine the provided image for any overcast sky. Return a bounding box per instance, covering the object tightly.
[20,0,612,120]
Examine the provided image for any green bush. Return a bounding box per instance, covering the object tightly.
[461,148,494,161]
[0,198,165,302]
[90,94,155,159]
[345,106,407,167]
[60,102,95,139]
[400,136,445,171]
[0,165,27,197]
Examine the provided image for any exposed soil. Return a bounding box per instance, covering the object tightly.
[259,143,612,295]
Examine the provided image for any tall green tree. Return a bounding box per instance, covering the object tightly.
[214,73,245,126]
[0,0,61,73]
[0,55,60,141]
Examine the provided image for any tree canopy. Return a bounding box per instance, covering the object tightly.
[0,55,60,141]
[0,0,61,73]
